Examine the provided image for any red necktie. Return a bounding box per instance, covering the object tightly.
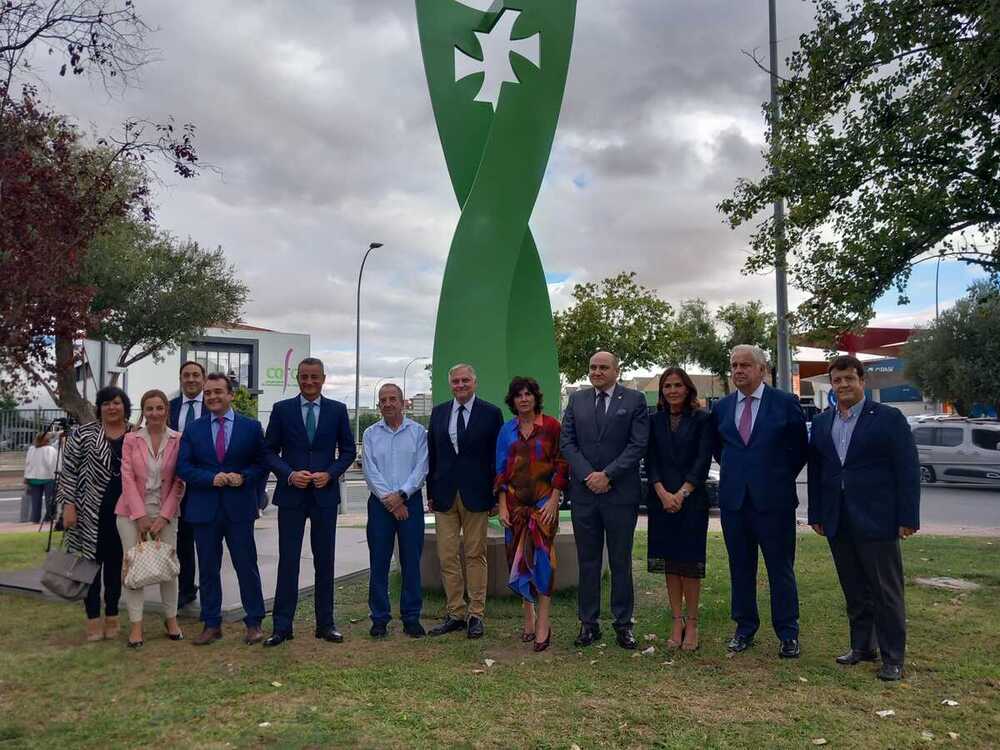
[215,417,227,462]
[738,396,754,445]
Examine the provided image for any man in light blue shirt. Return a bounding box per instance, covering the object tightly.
[362,383,429,638]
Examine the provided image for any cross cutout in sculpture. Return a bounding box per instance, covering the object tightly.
[454,9,541,111]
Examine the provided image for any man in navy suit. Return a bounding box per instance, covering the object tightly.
[426,363,503,639]
[808,355,920,681]
[561,351,649,650]
[711,344,808,658]
[169,360,207,608]
[261,357,356,647]
[177,372,267,646]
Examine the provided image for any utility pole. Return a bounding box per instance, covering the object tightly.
[769,0,793,392]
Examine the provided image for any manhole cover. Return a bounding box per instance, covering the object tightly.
[914,576,981,591]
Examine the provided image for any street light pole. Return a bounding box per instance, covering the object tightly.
[354,242,383,445]
[402,355,430,411]
[769,0,793,393]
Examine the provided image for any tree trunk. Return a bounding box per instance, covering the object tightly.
[54,335,96,424]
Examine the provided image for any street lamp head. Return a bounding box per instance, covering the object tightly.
[369,242,383,249]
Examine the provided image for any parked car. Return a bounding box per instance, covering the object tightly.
[910,416,1000,486]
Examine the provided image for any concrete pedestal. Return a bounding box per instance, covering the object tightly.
[419,521,606,598]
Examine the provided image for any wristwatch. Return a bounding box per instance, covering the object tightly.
[678,488,691,499]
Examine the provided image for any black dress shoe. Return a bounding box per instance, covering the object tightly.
[263,632,294,648]
[573,624,602,647]
[428,616,466,637]
[836,648,879,665]
[615,627,638,650]
[467,616,485,639]
[779,639,801,659]
[877,663,903,681]
[403,622,426,638]
[727,634,754,653]
[315,626,344,643]
[370,623,388,639]
[177,589,198,609]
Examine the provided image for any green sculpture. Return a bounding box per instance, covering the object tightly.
[416,0,577,411]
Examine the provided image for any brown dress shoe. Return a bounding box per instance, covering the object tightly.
[85,618,104,642]
[192,626,223,646]
[244,626,264,645]
[103,616,121,639]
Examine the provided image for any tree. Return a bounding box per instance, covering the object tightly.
[719,0,1000,340]
[83,219,248,375]
[904,281,1000,417]
[0,1,202,421]
[1,0,150,109]
[232,386,257,419]
[675,299,777,394]
[553,272,677,382]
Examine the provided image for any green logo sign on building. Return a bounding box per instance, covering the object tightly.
[416,0,577,410]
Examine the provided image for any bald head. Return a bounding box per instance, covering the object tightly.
[589,351,620,390]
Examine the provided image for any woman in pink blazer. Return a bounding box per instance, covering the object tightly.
[115,389,185,648]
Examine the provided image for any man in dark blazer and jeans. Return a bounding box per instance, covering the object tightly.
[261,357,356,647]
[808,355,919,681]
[426,363,503,639]
[561,351,649,649]
[712,344,808,659]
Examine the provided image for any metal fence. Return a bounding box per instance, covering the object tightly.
[0,409,69,453]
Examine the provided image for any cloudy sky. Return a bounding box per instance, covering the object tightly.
[26,0,985,404]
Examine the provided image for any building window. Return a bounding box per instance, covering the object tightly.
[185,341,256,391]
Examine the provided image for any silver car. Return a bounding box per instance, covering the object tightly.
[910,416,1000,486]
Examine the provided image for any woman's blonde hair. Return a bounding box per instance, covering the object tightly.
[137,389,170,425]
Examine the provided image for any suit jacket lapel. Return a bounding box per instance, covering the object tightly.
[843,402,876,465]
[746,386,769,446]
[289,398,309,444]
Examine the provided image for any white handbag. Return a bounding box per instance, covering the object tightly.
[123,534,180,590]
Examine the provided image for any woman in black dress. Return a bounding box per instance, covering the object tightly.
[646,367,712,651]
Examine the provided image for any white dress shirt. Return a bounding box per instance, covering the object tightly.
[734,382,766,432]
[448,395,476,453]
[178,391,204,432]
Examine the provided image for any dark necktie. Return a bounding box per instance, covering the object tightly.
[595,391,608,432]
[185,400,197,429]
[457,404,467,449]
[214,417,227,463]
[305,402,317,443]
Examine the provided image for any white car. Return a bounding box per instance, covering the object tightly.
[910,416,1000,486]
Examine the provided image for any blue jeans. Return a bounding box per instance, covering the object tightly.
[366,493,425,625]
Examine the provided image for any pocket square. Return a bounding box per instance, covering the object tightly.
[615,408,627,416]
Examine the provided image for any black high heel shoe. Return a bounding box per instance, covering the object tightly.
[126,639,143,649]
[533,629,551,652]
[164,622,184,641]
[520,630,536,643]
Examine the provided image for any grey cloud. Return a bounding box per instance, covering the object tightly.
[32,0,823,387]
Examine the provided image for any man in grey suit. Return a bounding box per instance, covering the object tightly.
[561,351,650,649]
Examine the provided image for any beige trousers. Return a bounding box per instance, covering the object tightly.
[435,492,489,619]
[116,515,178,623]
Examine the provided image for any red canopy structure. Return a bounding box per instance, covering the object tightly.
[798,327,915,358]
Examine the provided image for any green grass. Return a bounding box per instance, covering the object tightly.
[0,531,998,749]
[0,529,60,570]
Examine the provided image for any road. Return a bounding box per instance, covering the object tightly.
[2,481,998,534]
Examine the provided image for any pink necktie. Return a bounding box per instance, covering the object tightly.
[738,396,754,445]
[215,417,227,462]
